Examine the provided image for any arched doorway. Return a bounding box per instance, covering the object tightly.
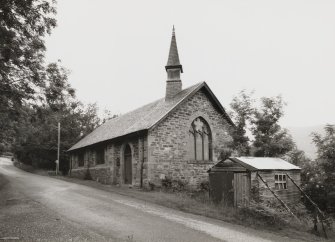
[124,144,132,184]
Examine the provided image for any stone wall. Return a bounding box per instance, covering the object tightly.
[70,135,148,186]
[71,166,112,184]
[147,88,233,188]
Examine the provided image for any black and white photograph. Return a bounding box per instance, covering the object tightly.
[0,0,334,241]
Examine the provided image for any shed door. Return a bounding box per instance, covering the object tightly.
[234,173,250,207]
[209,172,234,205]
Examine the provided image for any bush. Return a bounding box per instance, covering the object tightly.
[238,202,288,228]
[199,180,209,192]
[148,182,155,191]
[172,179,187,192]
[161,177,187,192]
[250,185,261,203]
[161,177,172,189]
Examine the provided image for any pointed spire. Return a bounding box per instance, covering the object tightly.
[166,26,183,72]
[165,26,183,100]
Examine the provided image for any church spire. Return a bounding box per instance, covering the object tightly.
[166,26,183,72]
[165,26,183,100]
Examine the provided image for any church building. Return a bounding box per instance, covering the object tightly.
[68,28,235,188]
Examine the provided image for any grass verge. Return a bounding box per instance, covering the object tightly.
[54,176,333,242]
[10,161,333,241]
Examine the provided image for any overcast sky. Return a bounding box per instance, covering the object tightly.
[45,0,335,127]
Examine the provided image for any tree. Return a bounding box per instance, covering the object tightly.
[251,96,294,157]
[43,62,75,112]
[312,124,335,174]
[229,90,255,156]
[0,2,106,172]
[12,62,101,173]
[102,109,119,124]
[310,124,335,212]
[300,159,327,211]
[0,0,57,151]
[285,147,310,166]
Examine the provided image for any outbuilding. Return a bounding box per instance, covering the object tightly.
[208,157,301,207]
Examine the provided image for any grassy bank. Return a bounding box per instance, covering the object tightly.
[10,160,333,241]
[54,176,333,241]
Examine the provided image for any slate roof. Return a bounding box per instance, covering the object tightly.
[68,82,234,151]
[229,157,301,171]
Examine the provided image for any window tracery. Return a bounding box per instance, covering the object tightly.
[188,117,212,161]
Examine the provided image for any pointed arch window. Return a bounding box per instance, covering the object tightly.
[188,117,212,161]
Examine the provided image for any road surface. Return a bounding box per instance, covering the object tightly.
[0,157,303,241]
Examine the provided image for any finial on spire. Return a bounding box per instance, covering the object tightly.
[172,25,175,36]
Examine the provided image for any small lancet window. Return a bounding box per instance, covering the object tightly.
[188,117,212,161]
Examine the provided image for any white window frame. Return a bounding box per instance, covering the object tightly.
[275,173,287,190]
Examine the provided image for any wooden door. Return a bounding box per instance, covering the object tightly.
[209,172,234,205]
[234,172,250,207]
[124,145,132,184]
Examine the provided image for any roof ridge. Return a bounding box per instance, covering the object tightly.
[111,82,203,129]
[129,82,204,131]
[68,82,204,151]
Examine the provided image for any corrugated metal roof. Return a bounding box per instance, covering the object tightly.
[231,157,301,170]
[68,82,234,151]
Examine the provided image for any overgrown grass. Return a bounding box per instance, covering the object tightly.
[11,162,332,241]
[51,175,334,241]
[140,189,333,241]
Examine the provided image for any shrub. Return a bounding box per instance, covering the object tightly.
[148,182,155,191]
[161,177,172,190]
[171,179,187,192]
[161,177,188,192]
[199,180,209,192]
[250,185,261,203]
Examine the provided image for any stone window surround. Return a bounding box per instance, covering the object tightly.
[186,112,215,163]
[189,117,212,161]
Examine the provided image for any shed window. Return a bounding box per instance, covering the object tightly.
[188,117,212,161]
[275,174,287,190]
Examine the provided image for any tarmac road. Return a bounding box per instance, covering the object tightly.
[0,157,304,242]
